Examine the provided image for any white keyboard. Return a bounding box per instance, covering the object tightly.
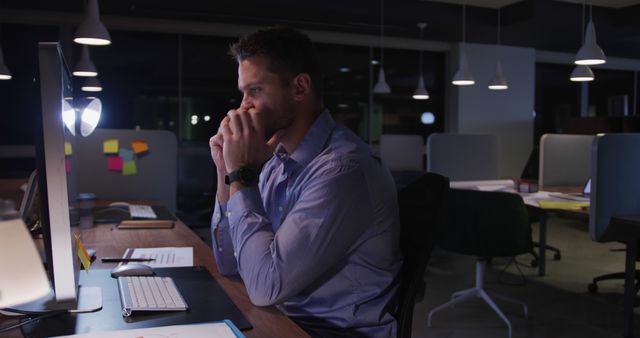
[117,276,188,317]
[129,204,157,219]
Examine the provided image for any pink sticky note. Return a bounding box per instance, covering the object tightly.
[108,156,123,172]
[65,158,71,175]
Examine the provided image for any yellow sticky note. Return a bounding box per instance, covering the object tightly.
[103,139,119,154]
[64,141,72,156]
[122,160,137,176]
[131,139,149,154]
[75,233,91,271]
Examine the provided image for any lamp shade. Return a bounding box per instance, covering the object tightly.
[373,68,391,94]
[73,46,98,77]
[488,61,508,90]
[570,64,594,82]
[0,216,51,307]
[0,48,12,80]
[575,20,606,66]
[81,76,103,92]
[452,46,474,86]
[73,0,111,46]
[81,98,102,136]
[413,75,430,100]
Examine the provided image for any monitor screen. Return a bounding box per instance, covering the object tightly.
[33,42,81,309]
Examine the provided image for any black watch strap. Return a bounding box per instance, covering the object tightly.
[225,167,259,186]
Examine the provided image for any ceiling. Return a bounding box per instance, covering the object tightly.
[428,0,640,9]
[0,0,639,59]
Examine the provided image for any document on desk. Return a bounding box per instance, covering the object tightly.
[52,321,245,338]
[123,247,193,268]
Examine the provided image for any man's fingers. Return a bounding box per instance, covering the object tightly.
[228,111,244,136]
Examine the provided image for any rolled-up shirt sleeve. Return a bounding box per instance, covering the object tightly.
[211,198,239,276]
[226,158,373,307]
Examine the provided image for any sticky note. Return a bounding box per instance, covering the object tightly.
[65,158,71,174]
[107,156,123,172]
[64,141,72,156]
[103,139,119,154]
[75,234,91,271]
[122,160,137,176]
[119,148,135,161]
[131,139,149,154]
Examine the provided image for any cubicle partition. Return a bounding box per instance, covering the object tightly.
[76,129,177,212]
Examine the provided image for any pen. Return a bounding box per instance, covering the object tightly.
[101,257,156,263]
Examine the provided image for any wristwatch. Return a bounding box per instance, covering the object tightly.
[225,166,259,186]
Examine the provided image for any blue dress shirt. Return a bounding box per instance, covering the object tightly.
[212,110,402,337]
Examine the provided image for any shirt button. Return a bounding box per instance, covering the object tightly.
[233,251,237,257]
[278,206,283,212]
[225,211,232,217]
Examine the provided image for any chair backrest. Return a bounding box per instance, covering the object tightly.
[426,133,500,181]
[76,129,178,212]
[379,134,424,171]
[438,189,532,258]
[177,141,215,212]
[538,133,594,189]
[589,134,640,242]
[395,172,449,338]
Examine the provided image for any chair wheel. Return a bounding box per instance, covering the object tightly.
[588,283,598,293]
[530,259,538,268]
[553,253,561,260]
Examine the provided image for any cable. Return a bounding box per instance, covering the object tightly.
[0,310,67,333]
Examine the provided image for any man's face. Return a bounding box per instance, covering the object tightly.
[237,56,295,140]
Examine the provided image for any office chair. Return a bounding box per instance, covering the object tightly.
[587,134,640,337]
[427,189,532,338]
[176,141,216,229]
[393,172,449,338]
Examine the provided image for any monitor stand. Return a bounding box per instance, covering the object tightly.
[11,286,102,314]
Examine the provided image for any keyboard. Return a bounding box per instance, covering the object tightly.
[129,204,158,219]
[117,276,188,317]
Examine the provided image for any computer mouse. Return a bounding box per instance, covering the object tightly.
[109,201,130,208]
[110,263,155,278]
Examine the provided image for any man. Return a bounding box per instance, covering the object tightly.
[209,26,402,337]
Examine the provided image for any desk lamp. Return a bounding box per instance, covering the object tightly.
[0,201,50,308]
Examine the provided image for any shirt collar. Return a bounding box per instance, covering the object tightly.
[274,109,335,168]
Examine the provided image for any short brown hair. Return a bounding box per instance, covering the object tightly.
[229,26,323,100]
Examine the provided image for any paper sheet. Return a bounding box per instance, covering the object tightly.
[119,148,135,161]
[64,141,72,156]
[131,139,149,154]
[107,156,123,172]
[52,321,241,338]
[126,247,193,268]
[122,160,137,175]
[103,139,119,154]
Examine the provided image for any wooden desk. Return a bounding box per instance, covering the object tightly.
[0,219,309,338]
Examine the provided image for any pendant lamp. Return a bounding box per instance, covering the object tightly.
[452,3,474,86]
[73,45,98,77]
[373,0,391,94]
[575,3,605,66]
[570,2,595,82]
[74,0,111,46]
[413,23,429,100]
[0,46,11,80]
[488,8,508,90]
[81,76,103,92]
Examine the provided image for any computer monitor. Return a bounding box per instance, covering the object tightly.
[16,42,101,313]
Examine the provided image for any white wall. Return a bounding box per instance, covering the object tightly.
[446,42,535,179]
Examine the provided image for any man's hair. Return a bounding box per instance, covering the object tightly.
[229,26,323,100]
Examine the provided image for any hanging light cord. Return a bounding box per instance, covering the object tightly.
[380,0,385,67]
[419,25,424,75]
[581,0,586,44]
[497,8,501,46]
[462,2,466,43]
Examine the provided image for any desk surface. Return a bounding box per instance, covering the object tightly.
[0,216,309,338]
